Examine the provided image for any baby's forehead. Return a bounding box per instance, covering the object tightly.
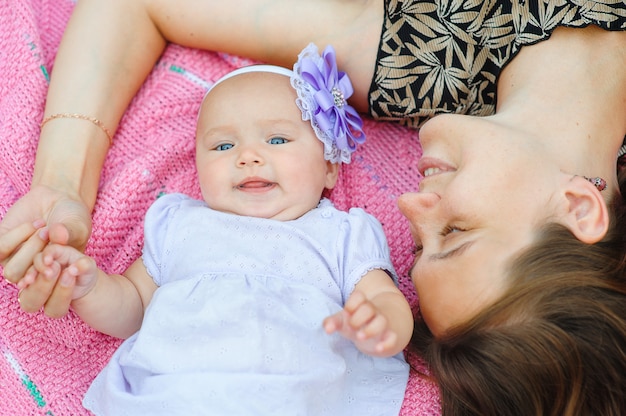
[198,72,297,119]
[199,69,293,112]
[195,73,304,139]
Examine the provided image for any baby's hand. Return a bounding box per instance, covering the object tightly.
[323,290,398,357]
[19,244,99,317]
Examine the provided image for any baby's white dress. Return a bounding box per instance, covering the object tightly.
[83,194,409,415]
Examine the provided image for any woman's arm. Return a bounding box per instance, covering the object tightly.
[35,0,168,209]
[143,0,381,110]
[0,0,167,284]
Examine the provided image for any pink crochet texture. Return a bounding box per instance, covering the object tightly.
[0,0,440,414]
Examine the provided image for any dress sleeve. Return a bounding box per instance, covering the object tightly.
[338,207,398,296]
[141,193,186,286]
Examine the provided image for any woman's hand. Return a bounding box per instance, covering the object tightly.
[0,184,92,285]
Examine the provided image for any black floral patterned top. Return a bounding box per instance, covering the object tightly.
[369,0,626,128]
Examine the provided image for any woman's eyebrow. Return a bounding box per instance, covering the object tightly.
[429,241,475,261]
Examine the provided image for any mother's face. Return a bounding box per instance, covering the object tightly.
[399,114,563,336]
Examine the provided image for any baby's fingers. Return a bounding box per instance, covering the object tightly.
[343,290,367,314]
[323,310,346,334]
[356,315,398,355]
[347,300,378,331]
[372,330,398,354]
[357,314,388,340]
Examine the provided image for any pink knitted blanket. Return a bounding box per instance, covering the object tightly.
[0,0,440,414]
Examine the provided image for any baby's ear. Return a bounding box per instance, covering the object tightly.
[324,161,340,190]
[560,176,609,243]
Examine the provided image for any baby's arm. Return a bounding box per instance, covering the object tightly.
[31,244,157,339]
[323,269,414,357]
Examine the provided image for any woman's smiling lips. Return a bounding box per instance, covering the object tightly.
[417,157,456,178]
[236,177,276,192]
[417,157,456,191]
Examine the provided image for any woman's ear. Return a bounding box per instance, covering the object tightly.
[560,175,609,243]
[324,161,340,190]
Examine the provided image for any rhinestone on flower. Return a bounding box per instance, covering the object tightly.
[331,87,345,108]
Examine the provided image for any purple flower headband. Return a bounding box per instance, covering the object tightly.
[291,43,366,164]
[204,43,366,164]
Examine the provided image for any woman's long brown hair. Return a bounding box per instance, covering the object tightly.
[411,169,626,415]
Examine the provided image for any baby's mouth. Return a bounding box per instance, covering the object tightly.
[236,177,276,191]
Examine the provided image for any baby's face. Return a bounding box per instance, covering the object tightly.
[195,72,338,220]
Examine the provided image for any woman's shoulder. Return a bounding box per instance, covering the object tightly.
[370,0,626,128]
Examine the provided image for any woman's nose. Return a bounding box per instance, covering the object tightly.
[398,192,440,217]
[398,191,441,245]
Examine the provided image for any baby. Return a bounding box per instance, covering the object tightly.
[27,44,413,415]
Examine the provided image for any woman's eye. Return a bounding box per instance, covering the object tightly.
[268,137,288,145]
[215,143,234,151]
[440,225,467,237]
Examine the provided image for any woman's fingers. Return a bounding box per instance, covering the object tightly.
[17,266,59,313]
[1,223,47,283]
[42,270,76,318]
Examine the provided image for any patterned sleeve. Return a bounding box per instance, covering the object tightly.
[338,207,398,296]
[141,193,187,286]
[370,0,626,128]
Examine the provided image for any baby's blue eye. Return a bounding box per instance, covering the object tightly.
[268,137,288,145]
[215,143,234,151]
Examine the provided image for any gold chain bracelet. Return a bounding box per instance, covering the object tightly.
[40,113,114,146]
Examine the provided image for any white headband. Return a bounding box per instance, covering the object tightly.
[207,64,293,92]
